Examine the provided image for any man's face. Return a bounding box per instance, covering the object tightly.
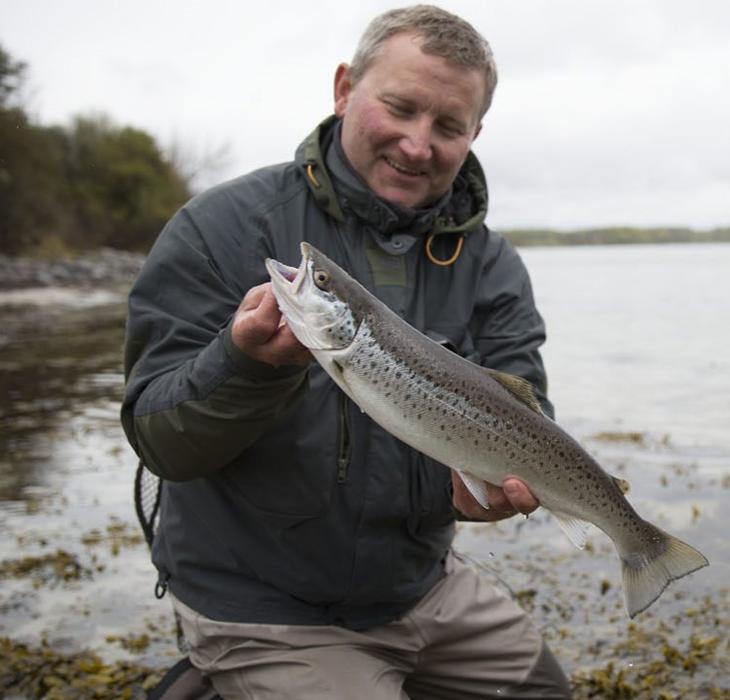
[334,32,485,209]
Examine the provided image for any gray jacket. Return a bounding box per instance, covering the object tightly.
[121,116,552,629]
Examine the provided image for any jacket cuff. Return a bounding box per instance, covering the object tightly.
[222,323,308,381]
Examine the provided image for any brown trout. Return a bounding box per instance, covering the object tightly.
[266,242,708,618]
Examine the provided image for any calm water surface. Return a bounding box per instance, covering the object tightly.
[0,244,728,682]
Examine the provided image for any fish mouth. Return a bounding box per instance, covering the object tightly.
[266,258,302,292]
[266,242,315,289]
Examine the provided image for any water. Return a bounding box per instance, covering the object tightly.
[527,243,730,449]
[0,245,728,687]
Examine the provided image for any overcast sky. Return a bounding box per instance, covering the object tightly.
[2,0,729,230]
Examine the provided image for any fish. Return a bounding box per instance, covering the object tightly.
[265,242,709,618]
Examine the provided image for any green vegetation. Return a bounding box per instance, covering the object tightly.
[0,44,190,256]
[502,227,730,247]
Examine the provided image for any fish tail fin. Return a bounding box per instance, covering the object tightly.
[620,525,709,618]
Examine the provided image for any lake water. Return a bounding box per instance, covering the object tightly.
[1,243,728,691]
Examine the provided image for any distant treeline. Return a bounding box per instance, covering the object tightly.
[1,44,191,257]
[502,227,730,247]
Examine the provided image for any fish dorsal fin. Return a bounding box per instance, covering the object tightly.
[484,369,543,415]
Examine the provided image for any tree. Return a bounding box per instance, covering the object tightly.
[0,43,192,256]
[63,115,191,251]
[0,44,27,108]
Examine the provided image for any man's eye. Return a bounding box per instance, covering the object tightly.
[438,123,463,137]
[384,101,412,116]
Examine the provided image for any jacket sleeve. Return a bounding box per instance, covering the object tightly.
[121,202,308,481]
[472,234,554,418]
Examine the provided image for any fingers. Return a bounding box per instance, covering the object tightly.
[240,283,270,311]
[231,284,312,367]
[452,473,540,523]
[451,472,509,523]
[265,321,313,366]
[502,477,540,515]
[238,287,282,344]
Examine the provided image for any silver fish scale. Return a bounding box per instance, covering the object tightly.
[342,315,645,542]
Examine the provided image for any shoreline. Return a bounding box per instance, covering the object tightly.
[3,237,730,291]
[0,249,145,291]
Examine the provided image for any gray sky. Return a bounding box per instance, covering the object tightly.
[2,0,729,230]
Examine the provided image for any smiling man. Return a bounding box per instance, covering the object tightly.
[123,5,571,699]
[334,30,485,209]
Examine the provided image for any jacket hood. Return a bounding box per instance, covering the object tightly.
[295,116,489,239]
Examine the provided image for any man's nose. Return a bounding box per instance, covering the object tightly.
[399,119,433,162]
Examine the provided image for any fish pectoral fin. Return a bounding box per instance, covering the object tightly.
[483,369,543,415]
[313,352,357,402]
[454,469,491,510]
[551,510,593,550]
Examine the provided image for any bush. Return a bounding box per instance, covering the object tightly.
[0,44,191,256]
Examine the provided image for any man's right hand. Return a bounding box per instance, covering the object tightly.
[230,283,312,367]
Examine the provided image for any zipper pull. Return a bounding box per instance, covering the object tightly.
[155,572,170,599]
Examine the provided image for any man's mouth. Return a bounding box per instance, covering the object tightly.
[383,156,424,177]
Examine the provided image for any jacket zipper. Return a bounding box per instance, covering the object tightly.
[337,394,351,483]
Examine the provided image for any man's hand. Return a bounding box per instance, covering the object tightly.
[452,471,539,522]
[231,283,312,367]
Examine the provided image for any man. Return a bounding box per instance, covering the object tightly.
[122,5,572,698]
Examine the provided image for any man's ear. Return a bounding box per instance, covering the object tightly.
[333,63,352,117]
[473,122,483,141]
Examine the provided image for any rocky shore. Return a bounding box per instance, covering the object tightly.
[0,249,145,290]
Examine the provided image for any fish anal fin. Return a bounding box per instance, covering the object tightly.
[455,469,490,511]
[484,369,543,415]
[552,510,593,550]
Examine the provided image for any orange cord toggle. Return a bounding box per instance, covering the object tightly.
[425,233,464,266]
[306,163,321,188]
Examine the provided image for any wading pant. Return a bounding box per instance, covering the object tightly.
[172,552,572,700]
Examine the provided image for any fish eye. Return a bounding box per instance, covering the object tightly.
[313,269,330,288]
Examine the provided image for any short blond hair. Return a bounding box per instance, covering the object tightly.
[349,5,498,116]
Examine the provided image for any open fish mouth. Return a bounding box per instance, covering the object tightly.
[265,242,319,299]
[264,252,307,338]
[266,257,306,296]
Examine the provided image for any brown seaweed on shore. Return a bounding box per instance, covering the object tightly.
[0,550,92,588]
[0,637,163,700]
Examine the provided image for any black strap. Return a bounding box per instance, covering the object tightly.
[146,657,221,700]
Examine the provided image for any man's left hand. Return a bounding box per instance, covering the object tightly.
[451,472,539,522]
